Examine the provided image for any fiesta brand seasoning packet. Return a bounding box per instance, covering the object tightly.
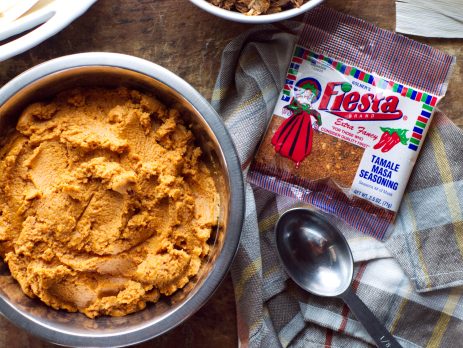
[248,6,455,239]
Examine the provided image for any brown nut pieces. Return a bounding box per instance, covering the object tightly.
[208,0,308,15]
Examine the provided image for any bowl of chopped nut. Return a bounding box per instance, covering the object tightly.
[189,0,324,23]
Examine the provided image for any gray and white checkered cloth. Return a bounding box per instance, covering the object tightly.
[211,21,463,348]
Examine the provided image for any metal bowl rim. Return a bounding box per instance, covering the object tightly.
[0,52,244,347]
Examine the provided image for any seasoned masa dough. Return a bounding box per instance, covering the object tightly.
[0,87,219,318]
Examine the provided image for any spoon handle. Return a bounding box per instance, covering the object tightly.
[340,288,402,348]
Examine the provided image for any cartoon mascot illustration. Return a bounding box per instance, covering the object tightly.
[272,77,322,167]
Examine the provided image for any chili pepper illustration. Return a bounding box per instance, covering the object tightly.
[373,127,409,153]
[272,99,322,167]
[381,132,401,152]
[373,131,391,150]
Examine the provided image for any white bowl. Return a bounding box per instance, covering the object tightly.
[189,0,324,23]
[0,0,97,62]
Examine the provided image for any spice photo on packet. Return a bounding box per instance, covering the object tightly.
[248,6,455,239]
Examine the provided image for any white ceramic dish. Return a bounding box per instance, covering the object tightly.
[189,0,324,23]
[0,0,40,26]
[0,0,97,62]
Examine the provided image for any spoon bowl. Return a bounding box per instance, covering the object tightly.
[275,208,402,348]
[275,208,353,297]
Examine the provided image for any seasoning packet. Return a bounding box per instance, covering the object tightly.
[247,6,455,240]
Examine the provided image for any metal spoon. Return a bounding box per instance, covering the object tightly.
[275,208,402,348]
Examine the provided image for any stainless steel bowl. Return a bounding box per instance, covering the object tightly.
[0,53,244,347]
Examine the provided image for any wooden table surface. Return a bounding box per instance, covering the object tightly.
[0,1,461,347]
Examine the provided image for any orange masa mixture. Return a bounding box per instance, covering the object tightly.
[0,87,219,318]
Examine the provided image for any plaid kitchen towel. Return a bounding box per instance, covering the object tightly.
[211,19,463,348]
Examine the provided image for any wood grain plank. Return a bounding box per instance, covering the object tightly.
[0,0,461,347]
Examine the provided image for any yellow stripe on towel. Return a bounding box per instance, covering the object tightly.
[404,195,432,288]
[426,288,462,348]
[429,127,463,256]
[235,257,262,302]
[258,213,280,233]
[389,286,411,334]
